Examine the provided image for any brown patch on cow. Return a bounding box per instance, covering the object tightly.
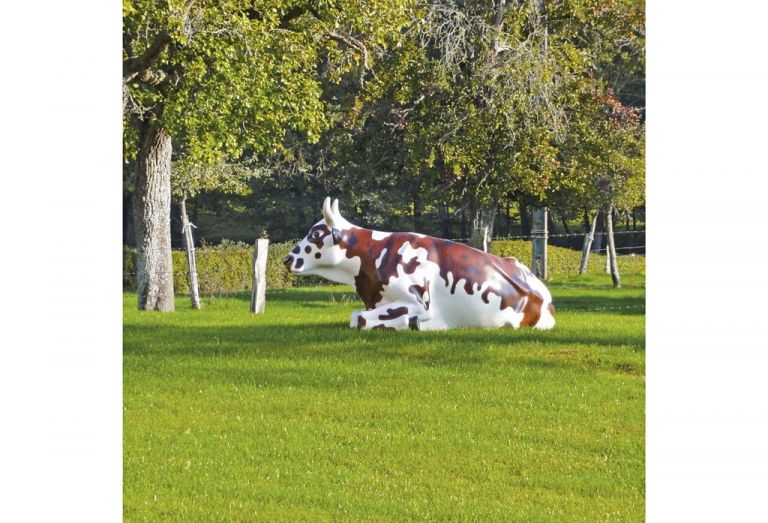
[481,287,498,304]
[357,316,366,329]
[338,228,544,322]
[294,258,304,269]
[315,252,321,259]
[482,284,543,326]
[401,257,420,274]
[304,245,312,254]
[520,292,543,327]
[408,279,430,310]
[378,306,409,321]
[408,316,420,330]
[291,246,300,254]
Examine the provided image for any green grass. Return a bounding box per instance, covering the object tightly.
[124,273,645,521]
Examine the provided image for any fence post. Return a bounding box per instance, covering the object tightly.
[605,203,621,288]
[531,207,548,279]
[579,210,599,275]
[180,196,201,309]
[250,238,269,313]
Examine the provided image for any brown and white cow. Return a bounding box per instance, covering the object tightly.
[284,197,555,331]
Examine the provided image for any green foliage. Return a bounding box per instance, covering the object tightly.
[550,84,645,214]
[171,160,263,200]
[124,242,300,293]
[124,0,416,163]
[124,277,644,520]
[491,239,645,275]
[124,1,645,251]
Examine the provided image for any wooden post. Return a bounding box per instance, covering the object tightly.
[180,196,201,309]
[531,207,548,279]
[606,203,621,288]
[579,210,599,275]
[250,238,269,313]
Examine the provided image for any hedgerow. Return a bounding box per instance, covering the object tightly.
[124,239,644,293]
[491,240,645,275]
[124,241,297,293]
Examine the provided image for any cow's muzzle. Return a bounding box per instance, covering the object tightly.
[283,254,294,271]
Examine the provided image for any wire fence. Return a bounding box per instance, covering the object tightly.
[444,230,645,242]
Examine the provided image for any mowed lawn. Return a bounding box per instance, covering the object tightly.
[124,273,645,521]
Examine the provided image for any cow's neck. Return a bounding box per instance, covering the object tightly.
[311,265,358,287]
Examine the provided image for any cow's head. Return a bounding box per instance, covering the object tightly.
[283,197,352,275]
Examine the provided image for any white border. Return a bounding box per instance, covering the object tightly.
[0,1,122,521]
[647,1,768,521]
[1,0,767,521]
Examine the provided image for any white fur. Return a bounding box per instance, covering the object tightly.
[371,230,392,241]
[374,248,387,269]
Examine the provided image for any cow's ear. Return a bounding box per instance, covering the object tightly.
[331,227,343,245]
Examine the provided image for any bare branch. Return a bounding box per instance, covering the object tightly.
[325,31,372,86]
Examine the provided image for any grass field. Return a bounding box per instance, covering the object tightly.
[124,273,645,521]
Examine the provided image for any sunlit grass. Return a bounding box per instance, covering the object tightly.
[124,273,644,521]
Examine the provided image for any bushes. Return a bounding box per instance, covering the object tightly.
[124,238,645,294]
[124,241,299,293]
[491,240,645,275]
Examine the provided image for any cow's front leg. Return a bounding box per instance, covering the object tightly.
[350,303,425,331]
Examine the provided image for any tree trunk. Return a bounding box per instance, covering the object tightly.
[519,199,532,237]
[468,195,497,251]
[582,208,591,232]
[413,179,423,232]
[133,124,175,311]
[504,201,511,236]
[180,195,201,309]
[442,203,451,238]
[123,190,135,246]
[606,203,621,288]
[579,210,599,275]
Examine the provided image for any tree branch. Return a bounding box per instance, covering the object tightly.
[123,31,172,80]
[244,5,315,28]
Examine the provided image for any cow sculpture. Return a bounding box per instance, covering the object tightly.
[284,197,556,331]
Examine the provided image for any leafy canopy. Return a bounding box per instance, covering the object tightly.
[123,0,415,165]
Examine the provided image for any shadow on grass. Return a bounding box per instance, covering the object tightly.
[201,286,644,315]
[125,315,644,364]
[554,294,645,314]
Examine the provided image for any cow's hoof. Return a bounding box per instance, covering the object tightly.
[408,316,420,331]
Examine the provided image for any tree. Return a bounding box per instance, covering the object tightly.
[553,84,645,284]
[171,160,260,308]
[123,0,414,310]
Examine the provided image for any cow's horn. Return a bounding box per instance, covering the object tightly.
[322,197,335,226]
[331,199,341,218]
